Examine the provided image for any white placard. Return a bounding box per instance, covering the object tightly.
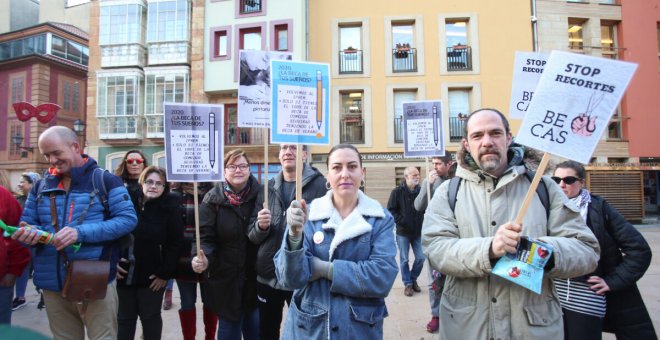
[403,100,445,158]
[516,51,637,164]
[509,51,548,119]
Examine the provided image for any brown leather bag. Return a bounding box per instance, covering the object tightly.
[49,194,110,303]
[61,259,110,301]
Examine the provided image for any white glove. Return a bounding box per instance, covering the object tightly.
[287,200,307,241]
[310,257,333,281]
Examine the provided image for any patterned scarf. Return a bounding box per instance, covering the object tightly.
[570,188,591,221]
[223,182,251,206]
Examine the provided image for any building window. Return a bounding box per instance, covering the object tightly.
[448,89,471,142]
[9,123,22,158]
[145,70,188,136]
[393,89,417,143]
[568,19,586,52]
[251,163,282,184]
[391,21,417,73]
[274,24,289,51]
[225,104,261,145]
[240,27,262,50]
[61,80,81,113]
[11,77,24,103]
[99,3,146,46]
[339,90,364,144]
[445,19,472,71]
[339,24,363,74]
[147,0,189,43]
[606,107,623,140]
[601,22,617,59]
[0,33,47,61]
[210,26,231,61]
[236,0,266,18]
[96,73,143,136]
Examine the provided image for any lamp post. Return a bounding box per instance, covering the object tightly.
[11,134,33,157]
[72,119,86,153]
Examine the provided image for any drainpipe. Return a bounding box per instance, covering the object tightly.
[531,0,539,51]
[305,0,309,61]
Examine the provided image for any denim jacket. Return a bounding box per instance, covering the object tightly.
[275,190,398,339]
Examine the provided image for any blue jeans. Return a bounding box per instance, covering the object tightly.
[396,234,425,286]
[217,308,259,340]
[0,285,13,324]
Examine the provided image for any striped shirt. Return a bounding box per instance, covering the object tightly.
[554,278,606,317]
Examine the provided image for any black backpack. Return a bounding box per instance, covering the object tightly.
[447,171,550,219]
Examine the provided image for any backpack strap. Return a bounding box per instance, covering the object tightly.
[448,171,550,219]
[76,168,110,225]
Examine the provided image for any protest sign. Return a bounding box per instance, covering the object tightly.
[402,100,446,158]
[270,60,330,145]
[509,51,548,119]
[238,50,292,128]
[516,50,637,164]
[164,103,224,182]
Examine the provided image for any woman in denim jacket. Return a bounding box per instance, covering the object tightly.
[275,144,398,339]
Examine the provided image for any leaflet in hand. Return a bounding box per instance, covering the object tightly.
[492,236,553,294]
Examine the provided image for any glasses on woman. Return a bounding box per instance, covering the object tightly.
[126,159,144,165]
[226,164,249,172]
[144,179,165,188]
[551,176,581,185]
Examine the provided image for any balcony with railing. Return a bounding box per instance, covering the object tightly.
[340,115,364,144]
[226,127,266,145]
[98,115,143,140]
[446,45,472,71]
[339,49,363,74]
[145,113,164,138]
[239,0,262,14]
[449,116,467,142]
[392,46,417,73]
[101,43,147,68]
[394,117,404,143]
[147,41,190,65]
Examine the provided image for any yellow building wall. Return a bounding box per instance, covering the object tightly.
[308,0,533,155]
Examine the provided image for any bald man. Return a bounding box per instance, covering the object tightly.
[387,166,426,297]
[13,126,137,340]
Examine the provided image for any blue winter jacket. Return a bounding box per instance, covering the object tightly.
[20,157,138,292]
[275,190,398,340]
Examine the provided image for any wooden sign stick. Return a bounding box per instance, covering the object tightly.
[426,157,431,207]
[263,128,269,208]
[514,152,551,225]
[295,144,303,201]
[193,181,202,258]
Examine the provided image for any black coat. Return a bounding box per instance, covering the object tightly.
[587,195,656,339]
[387,182,424,236]
[198,176,261,321]
[118,192,184,287]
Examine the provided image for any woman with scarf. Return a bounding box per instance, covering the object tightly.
[191,149,262,340]
[553,160,655,340]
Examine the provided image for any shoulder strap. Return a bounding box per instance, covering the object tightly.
[76,168,111,225]
[448,177,462,213]
[448,172,549,219]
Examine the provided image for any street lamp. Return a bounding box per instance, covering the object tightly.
[72,119,86,136]
[11,134,34,154]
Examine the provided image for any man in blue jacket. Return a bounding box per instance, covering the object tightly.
[12,126,137,340]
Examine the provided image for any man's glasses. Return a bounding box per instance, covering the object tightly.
[551,176,581,185]
[226,164,249,172]
[126,159,144,165]
[144,179,165,188]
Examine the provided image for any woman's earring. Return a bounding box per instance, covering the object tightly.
[360,179,366,188]
[325,181,331,190]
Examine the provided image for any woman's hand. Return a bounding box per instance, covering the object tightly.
[191,249,208,274]
[286,200,307,240]
[149,275,167,292]
[587,276,611,295]
[257,206,272,231]
[116,258,128,280]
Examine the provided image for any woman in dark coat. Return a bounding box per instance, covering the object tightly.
[192,149,261,340]
[553,160,655,340]
[116,166,183,340]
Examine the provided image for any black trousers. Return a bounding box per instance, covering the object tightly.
[117,285,165,340]
[256,282,292,340]
[562,308,603,340]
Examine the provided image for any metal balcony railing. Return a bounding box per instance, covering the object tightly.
[449,116,467,142]
[225,127,265,145]
[240,0,262,14]
[394,117,404,143]
[392,47,417,73]
[446,46,472,71]
[338,49,363,74]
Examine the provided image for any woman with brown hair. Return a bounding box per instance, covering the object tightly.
[115,149,148,210]
[116,166,183,340]
[191,149,262,340]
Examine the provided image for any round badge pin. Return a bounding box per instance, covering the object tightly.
[313,231,324,244]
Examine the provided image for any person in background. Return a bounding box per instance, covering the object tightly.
[274,143,398,339]
[116,166,183,340]
[552,160,656,340]
[387,166,425,297]
[115,149,148,211]
[0,185,30,324]
[247,144,327,340]
[12,172,41,311]
[191,149,262,340]
[413,155,453,333]
[0,171,10,190]
[172,181,217,340]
